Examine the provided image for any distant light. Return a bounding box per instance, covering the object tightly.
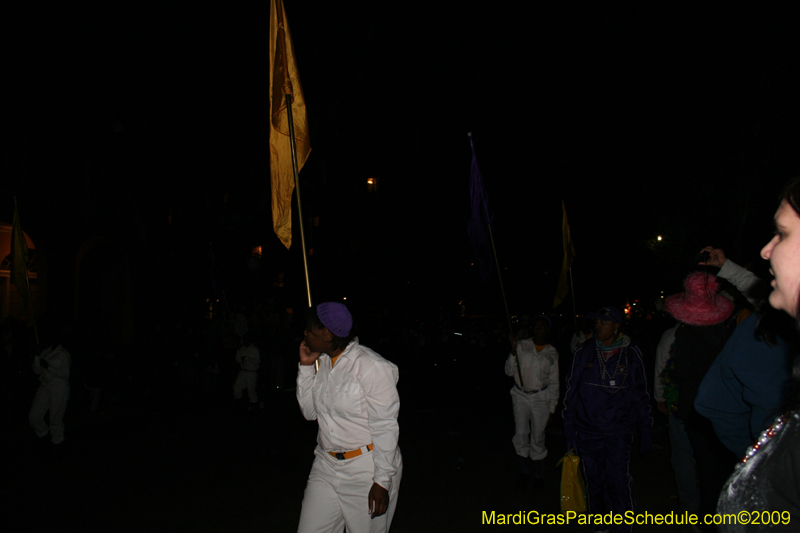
[657,236,663,241]
[343,297,347,300]
[454,332,462,336]
[367,178,374,184]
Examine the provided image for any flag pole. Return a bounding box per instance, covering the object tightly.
[13,198,38,344]
[286,94,316,372]
[23,260,38,345]
[277,1,312,307]
[487,223,511,334]
[468,133,522,386]
[285,93,312,309]
[568,266,576,329]
[487,221,525,385]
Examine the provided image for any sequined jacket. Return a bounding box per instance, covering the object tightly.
[717,412,800,531]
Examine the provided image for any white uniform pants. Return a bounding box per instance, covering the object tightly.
[233,370,258,403]
[29,383,69,444]
[298,447,402,533]
[510,387,550,460]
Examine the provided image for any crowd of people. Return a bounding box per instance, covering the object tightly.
[504,178,800,532]
[6,179,800,532]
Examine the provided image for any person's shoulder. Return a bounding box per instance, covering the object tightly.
[55,344,71,356]
[659,324,678,343]
[623,336,644,354]
[516,338,537,353]
[353,342,395,366]
[542,344,559,358]
[573,340,589,357]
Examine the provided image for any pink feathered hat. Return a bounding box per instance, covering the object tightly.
[665,272,734,326]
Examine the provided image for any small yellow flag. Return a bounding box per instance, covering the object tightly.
[269,0,311,249]
[554,201,576,309]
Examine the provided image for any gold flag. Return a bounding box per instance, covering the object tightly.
[269,0,311,249]
[554,201,576,308]
[10,198,31,306]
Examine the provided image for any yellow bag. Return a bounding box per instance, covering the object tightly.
[557,449,586,513]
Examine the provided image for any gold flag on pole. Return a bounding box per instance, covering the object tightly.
[269,0,311,249]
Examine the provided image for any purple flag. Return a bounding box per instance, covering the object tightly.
[468,134,493,281]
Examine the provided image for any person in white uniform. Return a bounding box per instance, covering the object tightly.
[233,333,260,407]
[29,338,71,445]
[506,315,559,488]
[296,302,402,533]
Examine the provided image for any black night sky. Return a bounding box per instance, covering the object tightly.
[5,2,800,320]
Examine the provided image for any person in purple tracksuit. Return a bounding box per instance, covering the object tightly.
[562,306,653,533]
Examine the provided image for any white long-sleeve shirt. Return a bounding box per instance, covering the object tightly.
[236,344,260,372]
[718,259,761,306]
[33,344,71,391]
[505,339,560,413]
[654,325,678,403]
[296,338,400,493]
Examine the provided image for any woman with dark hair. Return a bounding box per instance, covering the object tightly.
[296,302,402,533]
[717,178,800,530]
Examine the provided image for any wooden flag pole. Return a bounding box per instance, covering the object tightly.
[285,93,312,309]
[285,93,317,372]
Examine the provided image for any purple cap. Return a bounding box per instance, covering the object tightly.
[317,302,353,337]
[587,306,625,325]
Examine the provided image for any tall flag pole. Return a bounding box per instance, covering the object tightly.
[269,0,313,307]
[554,200,576,327]
[468,133,523,386]
[11,198,38,343]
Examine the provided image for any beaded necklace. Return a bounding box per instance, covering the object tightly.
[740,414,788,464]
[595,338,628,392]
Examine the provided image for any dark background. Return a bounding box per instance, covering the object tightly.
[4,3,800,532]
[5,2,800,322]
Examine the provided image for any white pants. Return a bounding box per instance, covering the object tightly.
[29,383,69,444]
[233,370,258,403]
[510,387,550,460]
[298,447,402,533]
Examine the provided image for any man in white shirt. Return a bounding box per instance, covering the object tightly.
[30,339,71,445]
[233,333,260,407]
[296,302,401,533]
[506,315,559,488]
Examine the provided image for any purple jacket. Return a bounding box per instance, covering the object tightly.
[562,335,653,437]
